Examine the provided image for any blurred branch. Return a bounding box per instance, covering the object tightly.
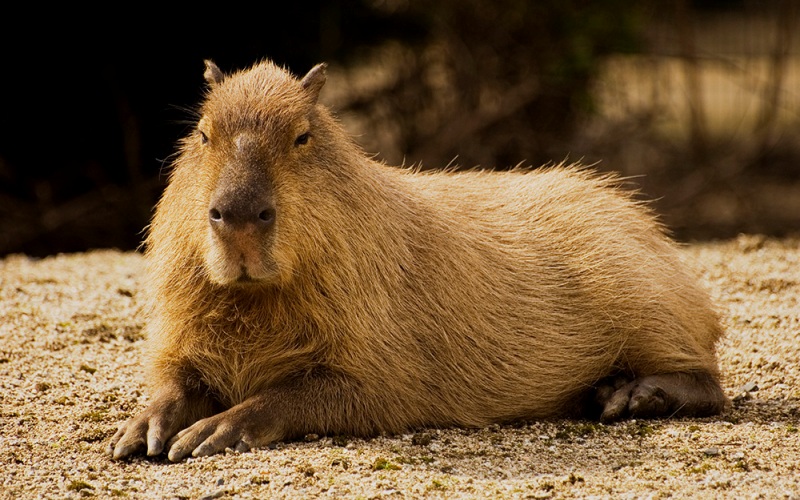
[409,79,541,166]
[676,0,708,164]
[755,0,797,155]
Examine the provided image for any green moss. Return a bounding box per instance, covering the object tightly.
[733,459,749,472]
[554,421,606,440]
[427,479,447,491]
[79,410,108,422]
[67,480,94,492]
[629,421,658,438]
[687,462,714,474]
[372,458,402,471]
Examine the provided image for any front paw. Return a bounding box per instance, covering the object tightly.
[108,385,216,460]
[165,408,276,461]
[108,406,182,460]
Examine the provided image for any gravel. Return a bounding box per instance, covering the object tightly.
[1,235,798,498]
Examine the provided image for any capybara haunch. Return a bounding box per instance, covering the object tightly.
[109,59,727,461]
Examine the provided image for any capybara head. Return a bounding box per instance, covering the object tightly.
[180,60,337,286]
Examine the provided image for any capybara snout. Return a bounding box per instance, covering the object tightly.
[208,182,276,233]
[204,167,279,285]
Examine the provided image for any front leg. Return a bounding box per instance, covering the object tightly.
[165,368,370,461]
[108,375,217,460]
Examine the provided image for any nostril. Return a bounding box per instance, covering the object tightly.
[258,208,276,225]
[209,203,273,229]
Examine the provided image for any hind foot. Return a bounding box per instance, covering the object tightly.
[595,371,727,422]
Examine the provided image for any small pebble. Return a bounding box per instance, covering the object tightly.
[199,490,225,500]
[741,382,759,393]
[704,447,721,456]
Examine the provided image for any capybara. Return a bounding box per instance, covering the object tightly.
[109,58,727,461]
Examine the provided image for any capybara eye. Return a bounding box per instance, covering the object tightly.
[294,132,310,146]
[200,131,209,144]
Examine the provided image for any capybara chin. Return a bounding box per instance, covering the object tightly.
[108,58,727,462]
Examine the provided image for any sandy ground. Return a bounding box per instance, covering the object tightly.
[1,235,798,499]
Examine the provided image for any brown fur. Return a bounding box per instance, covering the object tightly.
[109,59,727,461]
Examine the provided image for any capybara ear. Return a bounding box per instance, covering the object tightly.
[300,63,327,104]
[204,60,225,86]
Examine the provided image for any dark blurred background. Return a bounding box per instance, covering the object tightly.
[1,0,798,257]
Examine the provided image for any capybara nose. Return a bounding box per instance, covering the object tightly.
[209,198,275,232]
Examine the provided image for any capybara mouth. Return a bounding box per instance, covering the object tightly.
[205,235,279,285]
[229,253,276,285]
[232,266,261,285]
